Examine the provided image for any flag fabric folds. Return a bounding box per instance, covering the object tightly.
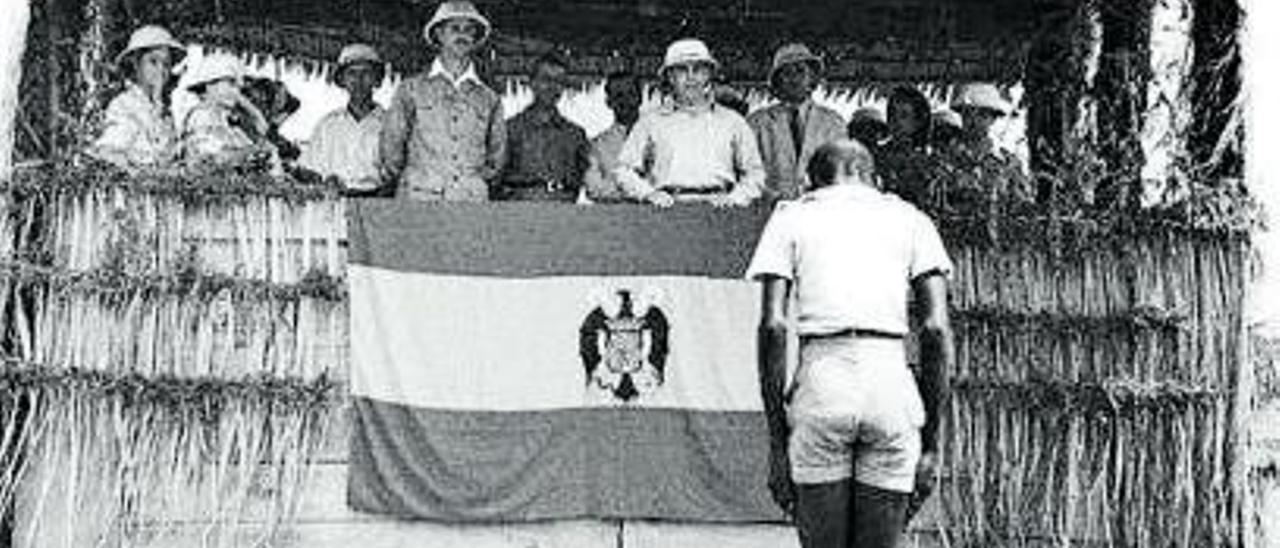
[346,201,784,522]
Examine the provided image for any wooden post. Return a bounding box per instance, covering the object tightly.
[1024,0,1099,205]
[1094,0,1155,209]
[1188,0,1243,181]
[0,0,33,177]
[76,0,112,147]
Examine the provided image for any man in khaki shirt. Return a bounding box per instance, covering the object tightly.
[614,39,765,208]
[379,1,506,202]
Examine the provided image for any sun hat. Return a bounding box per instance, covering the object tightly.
[423,1,492,46]
[333,43,384,81]
[184,54,246,93]
[660,39,718,76]
[768,43,824,83]
[931,109,963,130]
[851,107,887,125]
[952,83,1012,115]
[115,25,186,68]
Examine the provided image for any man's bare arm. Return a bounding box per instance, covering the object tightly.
[911,273,952,453]
[757,275,791,448]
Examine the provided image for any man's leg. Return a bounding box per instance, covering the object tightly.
[848,481,910,548]
[794,479,852,548]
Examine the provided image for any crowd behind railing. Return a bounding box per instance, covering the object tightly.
[81,0,1038,217]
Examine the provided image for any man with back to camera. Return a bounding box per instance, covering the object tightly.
[747,139,954,548]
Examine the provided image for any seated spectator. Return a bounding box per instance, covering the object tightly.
[497,51,590,202]
[88,25,186,170]
[583,70,643,203]
[847,106,888,152]
[299,44,387,195]
[615,38,765,208]
[181,55,276,171]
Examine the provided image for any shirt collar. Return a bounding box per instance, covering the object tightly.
[804,183,881,202]
[343,104,385,124]
[124,82,166,113]
[659,99,718,116]
[430,58,481,88]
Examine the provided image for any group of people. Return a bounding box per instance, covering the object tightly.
[90,3,964,547]
[89,0,1025,213]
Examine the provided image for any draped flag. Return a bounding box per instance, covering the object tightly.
[346,201,784,522]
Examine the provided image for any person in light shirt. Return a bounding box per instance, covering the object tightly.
[379,0,506,202]
[613,38,765,208]
[88,25,186,170]
[748,139,954,548]
[299,44,387,196]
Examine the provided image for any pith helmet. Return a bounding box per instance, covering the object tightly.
[423,1,492,46]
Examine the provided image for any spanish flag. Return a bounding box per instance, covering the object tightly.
[346,201,784,522]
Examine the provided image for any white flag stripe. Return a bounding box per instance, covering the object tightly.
[350,265,765,412]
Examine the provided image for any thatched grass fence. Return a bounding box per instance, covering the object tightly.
[0,163,1255,548]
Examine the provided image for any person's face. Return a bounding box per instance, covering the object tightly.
[667,62,712,104]
[849,119,886,148]
[606,77,642,124]
[205,78,241,104]
[435,18,481,58]
[340,63,381,101]
[133,47,174,94]
[529,61,567,106]
[773,62,816,104]
[888,99,925,140]
[959,107,1000,137]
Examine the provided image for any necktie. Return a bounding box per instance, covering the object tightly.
[789,104,805,159]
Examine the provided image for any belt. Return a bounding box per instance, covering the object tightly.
[659,185,731,196]
[800,328,905,342]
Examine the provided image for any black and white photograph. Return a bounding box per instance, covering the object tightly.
[0,0,1275,546]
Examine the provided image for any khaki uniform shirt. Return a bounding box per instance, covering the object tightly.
[614,102,765,204]
[499,104,590,202]
[379,59,507,202]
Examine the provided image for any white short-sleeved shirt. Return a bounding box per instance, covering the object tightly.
[745,183,953,336]
[299,107,386,191]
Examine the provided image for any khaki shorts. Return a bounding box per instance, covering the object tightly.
[787,335,924,493]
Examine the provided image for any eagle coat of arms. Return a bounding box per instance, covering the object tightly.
[578,289,670,402]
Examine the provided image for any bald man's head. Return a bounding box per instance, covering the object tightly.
[806,139,876,190]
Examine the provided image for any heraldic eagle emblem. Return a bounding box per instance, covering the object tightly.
[579,289,670,402]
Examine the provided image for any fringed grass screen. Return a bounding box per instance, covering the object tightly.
[937,218,1250,547]
[0,163,1252,547]
[0,164,344,548]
